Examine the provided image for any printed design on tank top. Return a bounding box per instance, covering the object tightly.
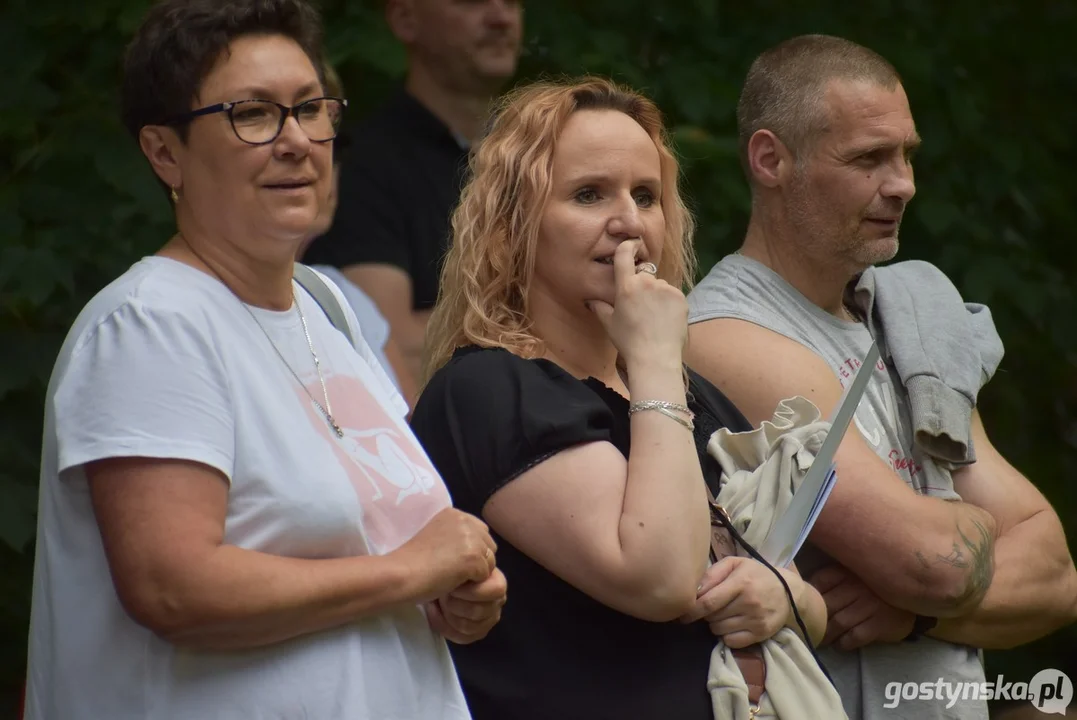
[295,375,451,555]
[835,354,924,482]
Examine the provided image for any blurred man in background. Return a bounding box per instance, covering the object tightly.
[299,63,413,404]
[303,0,523,399]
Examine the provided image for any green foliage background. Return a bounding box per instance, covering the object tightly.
[1,0,1074,715]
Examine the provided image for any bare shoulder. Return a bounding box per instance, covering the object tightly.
[686,318,844,426]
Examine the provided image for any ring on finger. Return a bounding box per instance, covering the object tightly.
[635,262,658,275]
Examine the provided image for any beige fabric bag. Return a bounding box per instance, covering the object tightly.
[704,396,850,720]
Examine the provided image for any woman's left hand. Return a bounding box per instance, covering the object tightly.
[680,556,793,648]
[426,568,508,645]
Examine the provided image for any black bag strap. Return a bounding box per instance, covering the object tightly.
[292,263,356,348]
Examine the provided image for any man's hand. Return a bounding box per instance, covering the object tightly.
[811,565,915,650]
[426,568,508,645]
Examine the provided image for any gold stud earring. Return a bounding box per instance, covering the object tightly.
[170,186,179,203]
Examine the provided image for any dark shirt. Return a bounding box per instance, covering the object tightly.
[409,345,753,720]
[302,88,470,311]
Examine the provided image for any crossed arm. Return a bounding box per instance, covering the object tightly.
[810,411,1077,651]
[686,318,1077,647]
[87,455,506,651]
[925,410,1077,648]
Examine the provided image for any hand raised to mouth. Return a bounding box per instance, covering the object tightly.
[586,239,687,368]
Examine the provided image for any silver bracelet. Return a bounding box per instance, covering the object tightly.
[628,400,694,418]
[628,401,695,431]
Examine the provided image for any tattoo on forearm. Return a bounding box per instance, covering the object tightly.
[915,519,995,605]
[956,519,995,600]
[917,543,970,569]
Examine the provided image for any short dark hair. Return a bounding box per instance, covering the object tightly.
[736,34,902,176]
[121,0,326,141]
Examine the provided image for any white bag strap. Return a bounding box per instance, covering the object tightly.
[292,263,356,348]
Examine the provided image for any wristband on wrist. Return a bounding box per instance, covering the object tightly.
[903,615,938,642]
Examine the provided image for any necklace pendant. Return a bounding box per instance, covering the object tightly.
[328,416,344,438]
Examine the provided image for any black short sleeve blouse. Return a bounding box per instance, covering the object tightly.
[410,345,752,720]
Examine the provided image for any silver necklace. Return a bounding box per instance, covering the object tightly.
[175,235,343,437]
[240,289,344,438]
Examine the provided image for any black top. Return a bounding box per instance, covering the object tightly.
[301,88,470,311]
[409,345,753,720]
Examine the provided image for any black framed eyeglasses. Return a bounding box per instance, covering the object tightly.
[162,96,348,146]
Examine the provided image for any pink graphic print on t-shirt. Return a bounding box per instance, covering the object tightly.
[837,355,926,485]
[296,374,451,555]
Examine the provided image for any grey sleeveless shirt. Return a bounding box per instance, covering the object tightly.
[687,253,988,720]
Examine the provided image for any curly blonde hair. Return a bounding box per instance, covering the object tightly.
[422,76,697,384]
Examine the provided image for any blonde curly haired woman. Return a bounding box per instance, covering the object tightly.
[409,77,828,719]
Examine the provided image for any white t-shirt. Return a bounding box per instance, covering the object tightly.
[25,257,471,720]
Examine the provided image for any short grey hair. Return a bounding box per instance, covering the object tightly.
[736,34,902,177]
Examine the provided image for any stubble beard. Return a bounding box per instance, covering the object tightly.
[853,222,901,267]
[788,187,902,271]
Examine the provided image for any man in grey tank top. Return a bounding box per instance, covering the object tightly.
[685,35,1077,720]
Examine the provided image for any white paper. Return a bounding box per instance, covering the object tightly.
[757,341,880,568]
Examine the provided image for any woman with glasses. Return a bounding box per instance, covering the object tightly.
[23,1,502,718]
